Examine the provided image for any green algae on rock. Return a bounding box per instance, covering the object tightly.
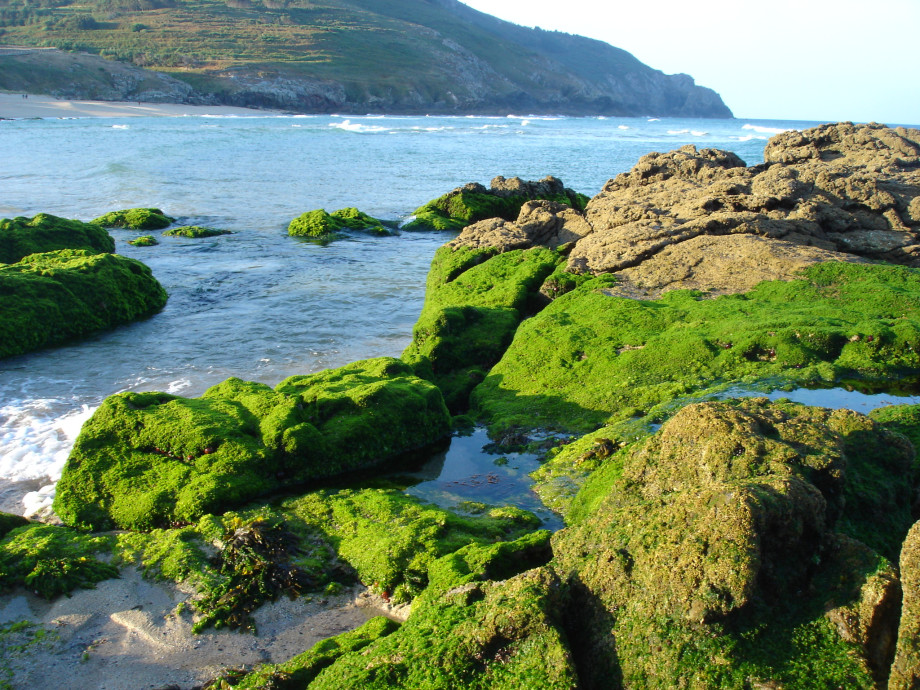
[0,523,117,599]
[890,520,920,689]
[550,398,912,688]
[162,225,232,238]
[288,208,395,239]
[0,213,114,263]
[277,488,543,605]
[54,357,451,531]
[472,261,920,434]
[0,513,29,541]
[108,486,542,632]
[402,176,589,232]
[401,245,562,411]
[127,234,158,246]
[91,207,175,230]
[0,248,168,359]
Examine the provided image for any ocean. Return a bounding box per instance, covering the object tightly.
[0,113,826,515]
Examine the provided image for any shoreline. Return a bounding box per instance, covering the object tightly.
[0,93,283,119]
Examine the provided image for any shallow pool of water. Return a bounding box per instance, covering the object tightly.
[398,428,563,531]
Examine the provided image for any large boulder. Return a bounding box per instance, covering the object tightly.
[0,248,168,359]
[551,399,915,688]
[890,521,920,689]
[54,357,451,530]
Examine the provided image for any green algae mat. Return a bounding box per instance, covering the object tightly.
[473,261,920,433]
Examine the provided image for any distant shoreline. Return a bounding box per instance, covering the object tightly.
[0,92,281,119]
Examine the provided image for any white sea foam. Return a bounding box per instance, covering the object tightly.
[329,119,389,133]
[742,124,792,134]
[648,118,661,122]
[667,129,690,135]
[22,484,56,518]
[111,124,129,130]
[735,134,768,142]
[618,125,630,130]
[520,120,531,127]
[691,130,708,137]
[0,400,96,483]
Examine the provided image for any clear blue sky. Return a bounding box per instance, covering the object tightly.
[462,0,920,125]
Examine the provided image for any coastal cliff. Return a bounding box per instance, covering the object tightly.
[0,0,731,117]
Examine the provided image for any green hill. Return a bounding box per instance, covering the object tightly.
[0,0,733,116]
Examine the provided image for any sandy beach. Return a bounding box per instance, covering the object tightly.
[0,93,281,119]
[0,571,377,689]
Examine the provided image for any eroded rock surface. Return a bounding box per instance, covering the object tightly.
[450,123,920,298]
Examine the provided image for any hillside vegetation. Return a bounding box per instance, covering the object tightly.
[0,0,732,115]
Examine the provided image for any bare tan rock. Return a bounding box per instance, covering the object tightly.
[452,123,920,299]
[448,199,593,252]
[601,234,865,299]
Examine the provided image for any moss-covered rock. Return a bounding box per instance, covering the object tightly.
[402,176,589,232]
[0,213,114,263]
[401,245,562,411]
[890,521,920,689]
[162,225,232,238]
[0,523,118,599]
[91,207,175,230]
[127,234,158,246]
[54,357,451,531]
[550,398,914,688]
[0,513,29,540]
[473,261,920,433]
[288,208,395,238]
[0,249,168,359]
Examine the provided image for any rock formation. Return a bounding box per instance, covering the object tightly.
[451,123,920,298]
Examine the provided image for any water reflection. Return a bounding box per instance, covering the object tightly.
[395,428,563,531]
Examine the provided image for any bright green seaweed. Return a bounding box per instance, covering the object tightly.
[473,262,920,433]
[401,245,562,410]
[402,188,589,232]
[162,226,232,238]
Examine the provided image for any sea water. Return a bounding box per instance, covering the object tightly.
[0,113,823,515]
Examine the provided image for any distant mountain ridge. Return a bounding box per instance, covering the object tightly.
[0,0,733,116]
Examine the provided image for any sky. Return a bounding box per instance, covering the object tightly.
[461,0,920,125]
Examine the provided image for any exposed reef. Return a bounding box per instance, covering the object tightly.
[162,225,232,238]
[92,207,175,230]
[0,248,168,359]
[403,176,588,232]
[9,123,920,688]
[288,208,396,239]
[0,213,114,263]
